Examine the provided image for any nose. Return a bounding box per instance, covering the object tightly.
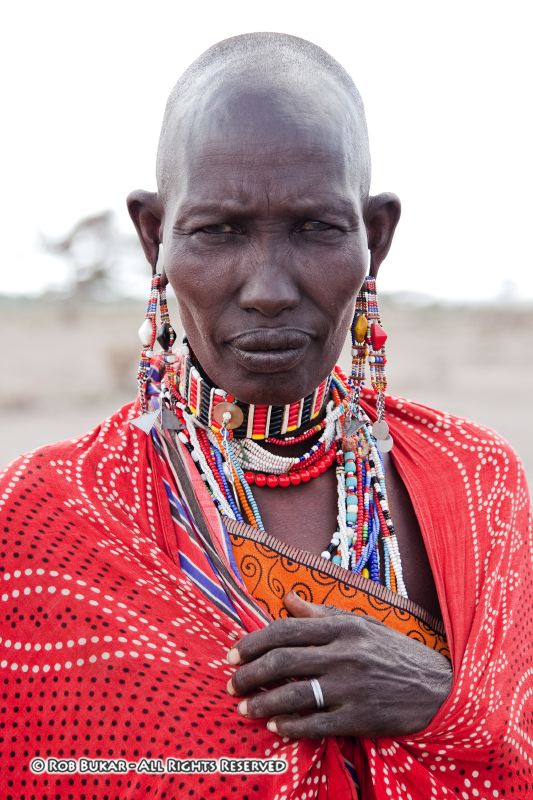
[237,257,300,318]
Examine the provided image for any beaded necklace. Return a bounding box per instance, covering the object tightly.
[176,351,331,440]
[160,348,407,597]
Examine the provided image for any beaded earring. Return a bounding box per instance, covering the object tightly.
[131,246,176,433]
[156,271,177,386]
[348,274,393,453]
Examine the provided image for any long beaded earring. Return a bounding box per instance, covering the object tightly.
[348,274,393,453]
[156,270,177,381]
[131,247,165,433]
[157,260,183,431]
[364,276,394,453]
[347,276,369,424]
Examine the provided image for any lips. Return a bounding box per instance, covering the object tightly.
[228,328,310,352]
[227,328,311,373]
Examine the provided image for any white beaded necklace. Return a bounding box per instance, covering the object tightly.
[229,399,342,475]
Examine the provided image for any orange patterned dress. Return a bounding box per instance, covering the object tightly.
[225,517,449,659]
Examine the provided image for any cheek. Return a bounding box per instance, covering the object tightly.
[308,248,367,321]
[164,242,231,316]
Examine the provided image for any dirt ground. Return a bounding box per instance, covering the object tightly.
[1,295,532,485]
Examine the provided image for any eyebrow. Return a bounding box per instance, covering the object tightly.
[174,196,358,224]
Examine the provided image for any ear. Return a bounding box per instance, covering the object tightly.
[126,189,164,270]
[364,192,401,278]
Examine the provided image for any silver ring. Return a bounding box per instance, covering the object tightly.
[309,678,325,710]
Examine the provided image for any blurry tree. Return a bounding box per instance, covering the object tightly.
[40,210,145,304]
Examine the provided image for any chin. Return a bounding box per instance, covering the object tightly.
[224,361,331,406]
[190,339,337,405]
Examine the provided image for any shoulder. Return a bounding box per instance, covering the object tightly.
[380,391,531,534]
[0,398,143,506]
[385,389,526,473]
[360,386,529,503]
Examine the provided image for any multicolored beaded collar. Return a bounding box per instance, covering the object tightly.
[178,349,331,441]
[159,354,407,596]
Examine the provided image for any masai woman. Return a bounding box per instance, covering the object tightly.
[1,32,531,800]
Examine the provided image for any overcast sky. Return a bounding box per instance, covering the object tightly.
[1,0,531,301]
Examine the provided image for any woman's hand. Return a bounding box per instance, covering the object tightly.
[225,591,452,739]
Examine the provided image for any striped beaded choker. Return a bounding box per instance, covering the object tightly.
[177,348,332,441]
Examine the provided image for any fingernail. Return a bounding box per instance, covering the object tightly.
[226,678,236,696]
[226,648,241,665]
[267,720,278,733]
[237,700,247,715]
[288,591,307,602]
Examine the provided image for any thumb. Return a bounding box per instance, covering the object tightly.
[283,590,346,618]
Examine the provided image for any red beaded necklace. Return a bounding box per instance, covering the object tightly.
[265,418,327,446]
[243,439,339,488]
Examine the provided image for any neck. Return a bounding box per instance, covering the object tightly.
[176,348,346,441]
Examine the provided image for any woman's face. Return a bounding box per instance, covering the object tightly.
[137,84,398,405]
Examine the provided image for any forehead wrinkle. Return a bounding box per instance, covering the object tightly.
[164,159,366,222]
[183,127,352,164]
[166,114,363,217]
[176,192,354,216]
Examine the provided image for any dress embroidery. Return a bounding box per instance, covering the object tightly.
[225,521,449,659]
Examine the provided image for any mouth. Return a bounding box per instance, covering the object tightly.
[226,328,311,373]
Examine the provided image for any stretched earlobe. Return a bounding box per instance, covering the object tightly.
[365,192,401,278]
[126,189,164,270]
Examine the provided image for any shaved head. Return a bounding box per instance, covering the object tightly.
[156,32,371,202]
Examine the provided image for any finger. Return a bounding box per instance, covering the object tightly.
[229,645,330,696]
[283,590,349,619]
[227,615,339,666]
[241,677,335,720]
[268,709,346,739]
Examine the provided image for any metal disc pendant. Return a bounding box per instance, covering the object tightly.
[377,435,394,453]
[212,401,244,430]
[372,420,390,440]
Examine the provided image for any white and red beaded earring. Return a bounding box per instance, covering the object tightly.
[156,265,177,384]
[131,246,176,433]
[348,273,393,452]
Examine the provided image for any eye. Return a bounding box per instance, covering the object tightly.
[197,223,242,234]
[299,220,335,231]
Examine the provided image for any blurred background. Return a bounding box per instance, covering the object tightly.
[1,0,532,480]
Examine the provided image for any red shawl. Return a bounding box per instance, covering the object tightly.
[0,376,531,799]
